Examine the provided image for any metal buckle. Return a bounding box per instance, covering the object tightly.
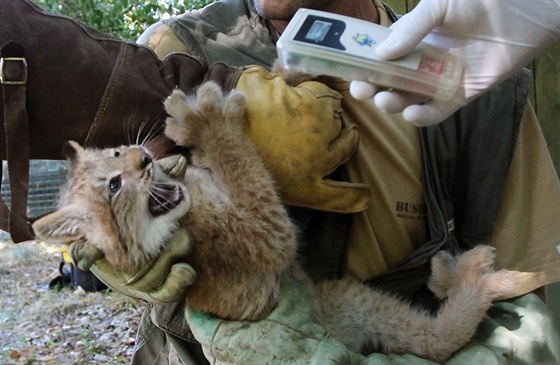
[0,57,28,85]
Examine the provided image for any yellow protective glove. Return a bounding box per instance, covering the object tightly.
[236,66,371,213]
[69,228,196,303]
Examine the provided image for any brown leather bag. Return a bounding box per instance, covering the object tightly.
[0,0,240,242]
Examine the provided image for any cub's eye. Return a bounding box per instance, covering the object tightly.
[114,150,121,157]
[109,175,122,197]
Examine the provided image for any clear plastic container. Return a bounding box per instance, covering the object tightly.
[277,9,464,100]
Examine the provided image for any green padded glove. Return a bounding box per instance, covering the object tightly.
[185,271,366,365]
[445,293,560,365]
[185,271,443,365]
[363,355,436,365]
[69,228,196,303]
[184,273,479,365]
[186,270,433,365]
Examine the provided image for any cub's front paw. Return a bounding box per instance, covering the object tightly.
[164,88,191,124]
[196,82,247,134]
[164,88,202,147]
[164,82,248,149]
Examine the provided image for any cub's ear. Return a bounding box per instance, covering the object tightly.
[63,140,85,170]
[32,205,86,244]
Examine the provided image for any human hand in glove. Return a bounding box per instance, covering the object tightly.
[237,66,371,213]
[68,228,195,303]
[350,0,560,126]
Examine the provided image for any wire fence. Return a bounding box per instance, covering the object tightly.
[1,161,68,219]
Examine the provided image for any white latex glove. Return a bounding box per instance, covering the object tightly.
[350,0,560,126]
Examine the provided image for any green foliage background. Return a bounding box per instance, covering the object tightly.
[35,0,215,40]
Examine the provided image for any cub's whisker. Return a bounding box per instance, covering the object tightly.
[141,123,163,148]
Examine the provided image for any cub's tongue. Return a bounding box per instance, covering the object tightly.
[149,184,184,217]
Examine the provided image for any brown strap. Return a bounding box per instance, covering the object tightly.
[0,166,9,231]
[1,41,34,241]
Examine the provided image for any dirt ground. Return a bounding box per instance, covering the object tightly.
[0,240,146,365]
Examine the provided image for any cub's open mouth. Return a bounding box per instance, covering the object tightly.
[149,183,184,217]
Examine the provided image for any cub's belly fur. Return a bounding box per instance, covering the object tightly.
[33,82,515,362]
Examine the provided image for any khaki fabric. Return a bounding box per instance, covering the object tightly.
[336,82,426,280]
[340,0,427,280]
[375,0,393,26]
[491,103,560,296]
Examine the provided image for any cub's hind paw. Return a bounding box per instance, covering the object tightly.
[428,250,457,300]
[480,269,516,300]
[429,245,501,299]
[456,246,516,300]
[456,245,496,275]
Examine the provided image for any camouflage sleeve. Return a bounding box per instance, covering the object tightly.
[137,22,192,61]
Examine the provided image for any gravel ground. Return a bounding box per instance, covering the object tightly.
[0,240,146,365]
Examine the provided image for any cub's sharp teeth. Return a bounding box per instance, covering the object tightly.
[148,184,184,217]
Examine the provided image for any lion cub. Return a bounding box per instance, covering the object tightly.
[33,82,514,362]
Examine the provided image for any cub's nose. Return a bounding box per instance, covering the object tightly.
[128,147,153,169]
[140,149,152,168]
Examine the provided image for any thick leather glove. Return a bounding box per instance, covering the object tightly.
[350,0,560,126]
[69,228,195,303]
[236,66,371,213]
